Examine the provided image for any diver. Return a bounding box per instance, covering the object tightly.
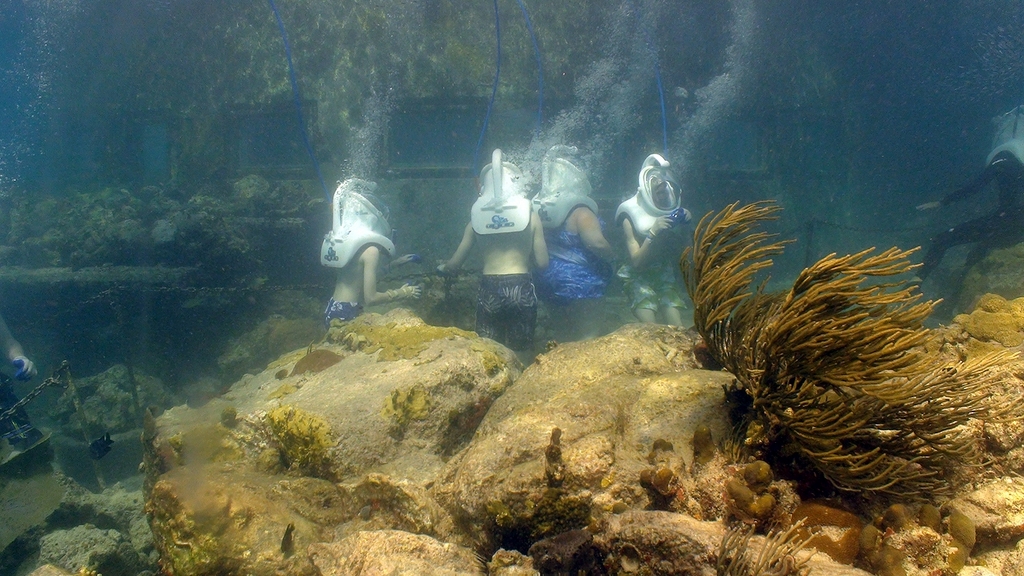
[616,153,692,326]
[531,145,614,341]
[438,149,549,354]
[320,178,421,328]
[917,105,1024,286]
[0,310,42,452]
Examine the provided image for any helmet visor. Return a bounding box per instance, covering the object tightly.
[647,175,679,211]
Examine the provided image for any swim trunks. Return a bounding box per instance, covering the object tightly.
[324,299,363,328]
[616,262,686,312]
[476,273,538,351]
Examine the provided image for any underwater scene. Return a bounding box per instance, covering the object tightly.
[4,0,1024,575]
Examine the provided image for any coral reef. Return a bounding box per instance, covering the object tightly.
[681,201,1020,497]
[326,316,478,361]
[265,405,336,480]
[715,521,812,576]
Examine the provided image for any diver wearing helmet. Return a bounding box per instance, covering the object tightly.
[616,153,692,326]
[0,310,42,452]
[917,106,1024,289]
[321,179,421,328]
[532,145,614,341]
[439,149,548,353]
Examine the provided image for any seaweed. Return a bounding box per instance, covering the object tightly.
[265,405,336,480]
[681,201,1018,497]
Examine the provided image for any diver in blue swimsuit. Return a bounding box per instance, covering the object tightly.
[532,146,615,340]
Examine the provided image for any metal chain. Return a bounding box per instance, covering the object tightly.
[0,360,71,424]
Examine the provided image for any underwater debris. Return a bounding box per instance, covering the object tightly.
[716,520,812,576]
[681,201,1019,497]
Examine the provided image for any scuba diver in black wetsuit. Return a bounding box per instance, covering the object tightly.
[917,105,1024,283]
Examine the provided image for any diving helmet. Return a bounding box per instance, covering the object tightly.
[320,178,395,268]
[471,148,532,235]
[532,145,598,229]
[987,105,1024,166]
[615,153,684,236]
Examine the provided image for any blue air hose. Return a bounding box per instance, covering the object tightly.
[626,0,669,156]
[473,0,502,174]
[514,0,544,135]
[267,0,331,201]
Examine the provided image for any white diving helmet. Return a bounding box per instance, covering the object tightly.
[987,105,1024,166]
[615,153,684,236]
[532,145,598,229]
[320,178,396,268]
[471,148,532,235]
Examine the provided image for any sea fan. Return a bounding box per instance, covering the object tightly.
[681,201,1015,497]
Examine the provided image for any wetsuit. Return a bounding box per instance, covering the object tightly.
[920,152,1024,280]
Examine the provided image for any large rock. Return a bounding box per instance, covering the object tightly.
[309,530,483,576]
[142,309,520,575]
[431,323,734,549]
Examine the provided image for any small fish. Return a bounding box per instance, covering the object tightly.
[89,432,113,459]
[281,522,295,557]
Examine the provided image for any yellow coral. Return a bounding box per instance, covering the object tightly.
[327,318,475,361]
[954,294,1024,347]
[381,386,432,426]
[266,405,335,479]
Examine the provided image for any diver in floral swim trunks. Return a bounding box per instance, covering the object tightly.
[320,179,421,328]
[439,149,548,353]
[615,154,692,326]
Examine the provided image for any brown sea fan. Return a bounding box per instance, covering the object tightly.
[681,201,1014,497]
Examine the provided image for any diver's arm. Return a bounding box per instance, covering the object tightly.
[623,218,668,268]
[531,212,549,270]
[574,208,614,261]
[0,312,24,362]
[360,246,387,305]
[939,164,1001,206]
[441,223,476,272]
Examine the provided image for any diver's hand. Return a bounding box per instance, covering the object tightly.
[12,356,36,381]
[916,201,941,210]
[646,216,673,240]
[393,254,422,266]
[386,283,422,301]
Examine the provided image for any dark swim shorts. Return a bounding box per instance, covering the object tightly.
[475,273,538,351]
[324,299,363,328]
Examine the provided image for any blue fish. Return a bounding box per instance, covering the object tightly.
[89,432,113,460]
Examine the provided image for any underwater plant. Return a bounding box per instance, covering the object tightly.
[266,405,336,480]
[715,521,812,576]
[681,202,1015,497]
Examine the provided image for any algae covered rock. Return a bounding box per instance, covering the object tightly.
[430,323,733,549]
[308,530,484,576]
[142,309,519,575]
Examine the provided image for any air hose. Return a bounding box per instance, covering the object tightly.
[514,0,544,135]
[473,0,546,173]
[473,0,503,174]
[267,0,331,201]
